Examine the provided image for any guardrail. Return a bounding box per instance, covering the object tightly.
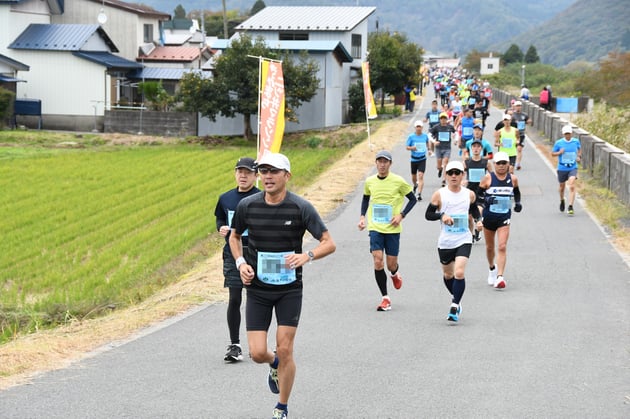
[492,89,630,206]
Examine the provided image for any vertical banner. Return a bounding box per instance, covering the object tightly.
[258,59,285,160]
[361,62,378,119]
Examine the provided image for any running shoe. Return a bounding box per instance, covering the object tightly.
[447,305,459,322]
[487,266,497,286]
[391,272,403,289]
[567,205,574,216]
[516,165,522,170]
[268,363,279,394]
[272,408,288,419]
[559,199,565,212]
[417,193,422,201]
[438,168,443,178]
[494,275,506,289]
[473,230,481,242]
[224,344,243,363]
[377,297,391,311]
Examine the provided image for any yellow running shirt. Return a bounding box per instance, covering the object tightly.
[364,173,412,234]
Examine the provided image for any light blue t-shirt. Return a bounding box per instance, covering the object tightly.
[552,138,581,171]
[406,133,429,161]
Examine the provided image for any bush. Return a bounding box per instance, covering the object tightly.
[0,87,16,128]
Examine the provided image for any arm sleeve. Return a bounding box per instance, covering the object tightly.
[513,186,521,203]
[425,203,442,221]
[401,191,417,216]
[361,194,370,216]
[469,201,481,220]
[476,187,487,207]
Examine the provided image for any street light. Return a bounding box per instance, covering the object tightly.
[521,64,526,86]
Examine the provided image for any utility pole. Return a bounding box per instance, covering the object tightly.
[222,0,228,39]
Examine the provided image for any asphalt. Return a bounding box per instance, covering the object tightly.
[1,95,628,419]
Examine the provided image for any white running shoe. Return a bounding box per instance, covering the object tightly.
[494,275,506,289]
[487,267,497,286]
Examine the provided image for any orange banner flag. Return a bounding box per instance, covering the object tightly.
[258,59,285,160]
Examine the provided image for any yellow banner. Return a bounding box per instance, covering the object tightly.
[259,59,285,159]
[361,62,378,120]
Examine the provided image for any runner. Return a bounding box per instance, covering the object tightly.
[494,114,518,173]
[476,152,522,289]
[463,138,492,242]
[551,125,581,215]
[429,112,456,186]
[511,100,531,170]
[358,150,417,311]
[405,120,432,201]
[425,161,482,322]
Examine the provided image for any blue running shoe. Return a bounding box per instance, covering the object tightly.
[447,305,459,322]
[272,408,287,419]
[268,364,279,394]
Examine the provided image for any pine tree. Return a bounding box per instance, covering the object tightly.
[524,45,540,64]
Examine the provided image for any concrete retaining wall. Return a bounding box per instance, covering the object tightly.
[494,88,630,206]
[104,110,197,137]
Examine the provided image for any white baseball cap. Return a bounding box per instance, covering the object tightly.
[514,100,522,106]
[414,120,424,127]
[494,151,510,163]
[257,152,291,172]
[562,125,573,134]
[445,161,465,172]
[502,114,512,120]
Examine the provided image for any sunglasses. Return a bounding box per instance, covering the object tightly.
[258,167,284,175]
[446,170,463,176]
[495,161,508,165]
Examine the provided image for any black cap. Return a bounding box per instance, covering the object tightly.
[235,157,256,172]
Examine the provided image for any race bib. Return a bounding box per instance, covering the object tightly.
[429,114,439,123]
[468,168,485,183]
[445,214,468,233]
[462,127,473,138]
[228,210,248,236]
[517,121,526,131]
[490,196,511,214]
[415,142,427,153]
[438,131,450,142]
[372,204,393,224]
[561,151,576,165]
[469,97,476,105]
[502,138,513,149]
[257,251,296,285]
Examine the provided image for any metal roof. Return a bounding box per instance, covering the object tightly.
[9,24,117,52]
[0,53,29,71]
[236,6,376,32]
[73,51,142,70]
[209,39,353,63]
[140,46,202,62]
[0,74,26,82]
[126,67,204,81]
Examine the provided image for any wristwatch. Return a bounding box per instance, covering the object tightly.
[307,251,315,263]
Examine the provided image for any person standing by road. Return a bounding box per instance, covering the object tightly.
[552,125,582,216]
[214,157,260,363]
[477,152,522,289]
[358,150,417,311]
[405,120,432,201]
[425,161,482,322]
[511,101,531,170]
[430,113,456,186]
[229,152,336,419]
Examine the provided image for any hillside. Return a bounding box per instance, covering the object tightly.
[491,0,630,67]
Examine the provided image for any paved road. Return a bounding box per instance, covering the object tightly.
[1,97,628,418]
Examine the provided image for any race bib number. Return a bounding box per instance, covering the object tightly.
[462,127,473,138]
[445,214,468,233]
[468,168,485,183]
[429,114,439,123]
[517,121,526,131]
[228,210,248,236]
[502,138,513,149]
[438,131,450,142]
[415,142,427,153]
[490,196,511,214]
[372,204,393,224]
[561,151,576,165]
[257,251,296,285]
[469,97,476,105]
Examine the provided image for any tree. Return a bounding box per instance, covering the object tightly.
[524,45,540,64]
[251,0,266,15]
[576,51,630,107]
[503,44,524,65]
[173,4,186,19]
[367,31,424,107]
[463,49,485,74]
[178,34,319,139]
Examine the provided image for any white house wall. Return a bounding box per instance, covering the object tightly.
[0,3,51,57]
[13,50,110,116]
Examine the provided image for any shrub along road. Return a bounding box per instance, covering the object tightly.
[1,98,628,418]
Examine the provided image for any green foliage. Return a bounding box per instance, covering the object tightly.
[0,87,15,128]
[486,62,573,95]
[574,102,629,152]
[173,4,186,18]
[367,31,423,107]
[524,45,540,64]
[348,80,366,123]
[138,81,173,111]
[503,44,524,65]
[203,11,243,39]
[304,136,323,148]
[575,51,630,107]
[278,50,320,123]
[251,0,265,15]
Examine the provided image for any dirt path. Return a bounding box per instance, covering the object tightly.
[0,119,410,390]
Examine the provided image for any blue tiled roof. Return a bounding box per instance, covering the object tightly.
[73,51,142,70]
[9,24,117,52]
[210,39,353,62]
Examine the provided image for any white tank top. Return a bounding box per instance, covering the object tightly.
[438,187,472,249]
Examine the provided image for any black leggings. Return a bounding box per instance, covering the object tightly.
[227,287,243,344]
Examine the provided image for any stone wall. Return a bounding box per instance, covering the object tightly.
[104,110,197,137]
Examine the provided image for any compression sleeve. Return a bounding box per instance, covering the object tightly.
[425,203,442,221]
[476,187,487,207]
[469,201,481,220]
[400,191,417,217]
[361,195,370,216]
[513,186,521,203]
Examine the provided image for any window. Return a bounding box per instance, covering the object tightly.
[351,34,361,59]
[143,24,153,43]
[279,32,309,41]
[488,64,494,69]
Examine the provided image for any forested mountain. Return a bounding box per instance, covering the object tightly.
[138,0,625,66]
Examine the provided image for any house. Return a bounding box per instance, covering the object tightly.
[480,53,500,75]
[198,6,375,136]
